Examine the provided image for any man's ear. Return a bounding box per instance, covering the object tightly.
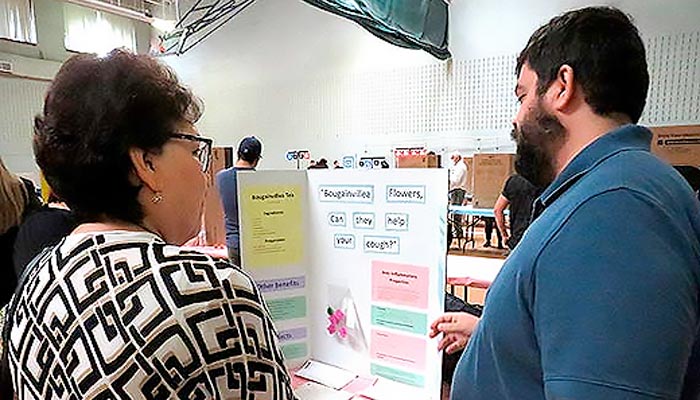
[549,64,576,112]
[129,147,160,192]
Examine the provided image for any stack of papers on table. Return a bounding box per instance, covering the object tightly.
[294,382,354,400]
[359,378,431,400]
[294,359,358,390]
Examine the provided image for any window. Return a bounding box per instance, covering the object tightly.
[0,0,37,44]
[64,2,137,55]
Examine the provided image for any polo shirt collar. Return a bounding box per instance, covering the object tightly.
[533,124,652,217]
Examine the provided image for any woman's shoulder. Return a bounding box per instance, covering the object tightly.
[41,231,261,302]
[141,240,261,294]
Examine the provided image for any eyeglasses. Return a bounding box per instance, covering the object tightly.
[169,132,213,172]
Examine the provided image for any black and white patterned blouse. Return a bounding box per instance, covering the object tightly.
[6,231,296,399]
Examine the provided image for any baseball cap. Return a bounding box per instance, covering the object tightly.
[238,136,262,161]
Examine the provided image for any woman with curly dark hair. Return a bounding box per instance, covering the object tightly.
[1,49,296,399]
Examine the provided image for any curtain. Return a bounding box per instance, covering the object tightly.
[302,0,450,60]
[0,0,37,44]
[64,2,137,55]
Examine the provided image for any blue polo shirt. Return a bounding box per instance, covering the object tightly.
[451,125,700,399]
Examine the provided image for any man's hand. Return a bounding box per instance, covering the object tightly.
[429,312,480,354]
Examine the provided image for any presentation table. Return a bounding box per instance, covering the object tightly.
[448,205,508,250]
[445,254,504,304]
[446,254,504,289]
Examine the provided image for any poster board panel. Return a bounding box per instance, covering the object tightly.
[306,169,447,399]
[238,170,311,368]
[238,169,448,398]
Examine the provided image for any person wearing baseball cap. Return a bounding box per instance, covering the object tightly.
[216,136,262,266]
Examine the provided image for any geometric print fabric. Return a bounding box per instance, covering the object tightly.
[7,231,296,400]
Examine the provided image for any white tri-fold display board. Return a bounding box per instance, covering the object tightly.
[237,169,448,399]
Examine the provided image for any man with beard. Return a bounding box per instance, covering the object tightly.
[430,6,700,399]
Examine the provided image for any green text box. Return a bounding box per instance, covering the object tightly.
[281,342,308,360]
[371,363,425,388]
[268,296,307,321]
[371,305,427,335]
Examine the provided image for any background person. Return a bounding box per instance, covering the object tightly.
[0,157,41,307]
[448,151,468,246]
[481,217,503,249]
[493,173,542,250]
[448,151,468,206]
[216,136,262,266]
[12,191,76,277]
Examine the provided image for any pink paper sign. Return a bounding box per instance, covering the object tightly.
[342,376,378,393]
[371,260,429,309]
[370,329,426,370]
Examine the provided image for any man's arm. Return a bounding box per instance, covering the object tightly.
[493,194,510,244]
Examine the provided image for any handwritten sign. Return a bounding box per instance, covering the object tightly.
[319,185,374,203]
[240,184,303,268]
[334,234,356,249]
[278,327,308,342]
[363,235,399,254]
[353,212,375,229]
[385,213,408,231]
[370,330,426,370]
[328,212,346,227]
[386,185,425,203]
[372,261,429,309]
[257,276,306,293]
